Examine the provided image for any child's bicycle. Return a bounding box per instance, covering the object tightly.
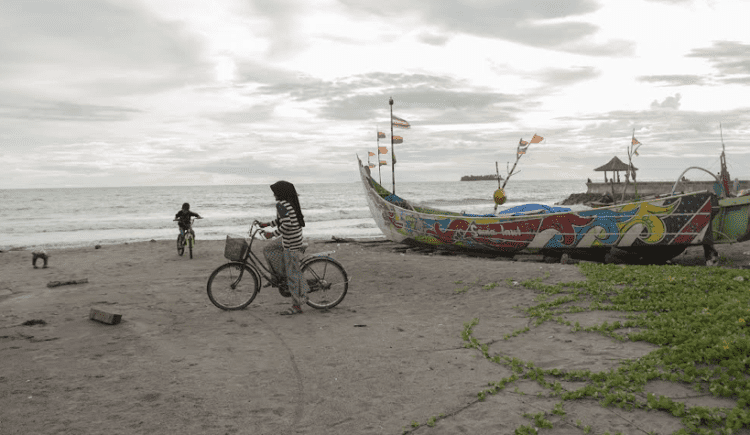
[174,217,201,259]
[206,220,349,311]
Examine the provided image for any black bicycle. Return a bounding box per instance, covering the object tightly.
[206,220,349,311]
[174,217,202,259]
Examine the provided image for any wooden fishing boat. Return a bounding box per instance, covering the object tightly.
[357,157,750,263]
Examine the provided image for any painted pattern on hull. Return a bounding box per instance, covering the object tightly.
[360,160,718,255]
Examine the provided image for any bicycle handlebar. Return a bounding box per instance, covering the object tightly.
[248,220,269,240]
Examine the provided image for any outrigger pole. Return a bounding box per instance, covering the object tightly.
[719,123,730,195]
[377,125,382,185]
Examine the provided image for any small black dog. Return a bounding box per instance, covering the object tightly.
[32,250,49,268]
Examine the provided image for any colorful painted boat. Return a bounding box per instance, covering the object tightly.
[358,157,750,263]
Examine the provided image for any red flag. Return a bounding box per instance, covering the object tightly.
[378,146,388,154]
[392,136,403,144]
[368,151,375,157]
[378,131,386,139]
[530,134,544,144]
[392,116,410,129]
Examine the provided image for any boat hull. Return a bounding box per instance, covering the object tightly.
[358,158,730,259]
[713,195,750,244]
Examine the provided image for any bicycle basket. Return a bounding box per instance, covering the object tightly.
[224,235,249,261]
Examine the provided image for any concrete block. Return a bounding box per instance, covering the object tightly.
[89,308,122,325]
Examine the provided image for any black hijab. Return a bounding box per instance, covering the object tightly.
[270,181,305,227]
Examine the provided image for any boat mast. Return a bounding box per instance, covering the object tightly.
[389,97,395,194]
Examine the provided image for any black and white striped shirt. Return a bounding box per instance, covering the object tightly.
[271,200,304,250]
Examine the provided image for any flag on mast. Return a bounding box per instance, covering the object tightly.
[378,146,388,154]
[517,138,529,156]
[632,134,642,156]
[530,134,544,144]
[392,115,410,129]
[368,151,375,157]
[377,131,386,139]
[379,160,388,166]
[392,136,403,144]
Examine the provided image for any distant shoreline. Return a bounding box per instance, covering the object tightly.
[460,175,502,181]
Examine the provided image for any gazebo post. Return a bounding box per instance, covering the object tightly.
[617,171,620,183]
[604,171,607,183]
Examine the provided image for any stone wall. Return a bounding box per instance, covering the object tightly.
[585,180,750,196]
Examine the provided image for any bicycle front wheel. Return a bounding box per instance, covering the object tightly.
[206,263,260,310]
[188,236,193,259]
[176,234,185,256]
[302,257,348,309]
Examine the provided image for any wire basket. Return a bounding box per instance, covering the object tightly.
[224,235,249,261]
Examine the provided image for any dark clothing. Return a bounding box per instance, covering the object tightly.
[175,210,200,232]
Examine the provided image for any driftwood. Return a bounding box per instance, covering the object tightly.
[47,278,89,288]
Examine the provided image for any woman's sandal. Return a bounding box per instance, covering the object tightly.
[279,305,303,316]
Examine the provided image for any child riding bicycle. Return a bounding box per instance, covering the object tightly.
[175,202,202,240]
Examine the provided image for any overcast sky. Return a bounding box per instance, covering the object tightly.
[2,0,750,189]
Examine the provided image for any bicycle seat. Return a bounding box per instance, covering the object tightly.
[300,243,308,254]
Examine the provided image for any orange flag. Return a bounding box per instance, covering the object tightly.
[392,116,410,129]
[378,131,386,139]
[392,136,403,144]
[379,160,388,166]
[378,146,388,154]
[368,151,375,157]
[530,134,544,144]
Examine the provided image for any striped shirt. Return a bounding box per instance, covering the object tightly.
[271,200,304,251]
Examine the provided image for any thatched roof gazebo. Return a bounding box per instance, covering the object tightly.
[594,156,637,183]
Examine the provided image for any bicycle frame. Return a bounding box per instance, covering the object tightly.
[228,221,338,290]
[177,219,196,243]
[226,223,278,290]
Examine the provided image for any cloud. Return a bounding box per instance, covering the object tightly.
[644,0,694,3]
[534,66,601,90]
[417,32,452,46]
[650,93,682,110]
[0,97,141,122]
[687,41,750,80]
[0,0,212,97]
[637,75,707,86]
[339,0,632,55]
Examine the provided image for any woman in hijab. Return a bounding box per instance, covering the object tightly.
[259,181,309,315]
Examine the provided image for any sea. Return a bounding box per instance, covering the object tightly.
[0,179,588,251]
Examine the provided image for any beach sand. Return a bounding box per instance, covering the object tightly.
[1,239,749,434]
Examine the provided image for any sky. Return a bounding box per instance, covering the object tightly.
[2,0,750,189]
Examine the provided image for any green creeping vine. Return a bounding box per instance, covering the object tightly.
[409,263,750,434]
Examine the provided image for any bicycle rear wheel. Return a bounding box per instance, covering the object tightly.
[302,257,348,309]
[206,263,260,310]
[176,234,185,256]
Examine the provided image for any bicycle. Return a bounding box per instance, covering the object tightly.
[206,220,349,311]
[174,217,202,259]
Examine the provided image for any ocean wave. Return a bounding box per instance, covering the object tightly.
[2,180,584,248]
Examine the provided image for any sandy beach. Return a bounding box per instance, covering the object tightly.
[1,238,749,435]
